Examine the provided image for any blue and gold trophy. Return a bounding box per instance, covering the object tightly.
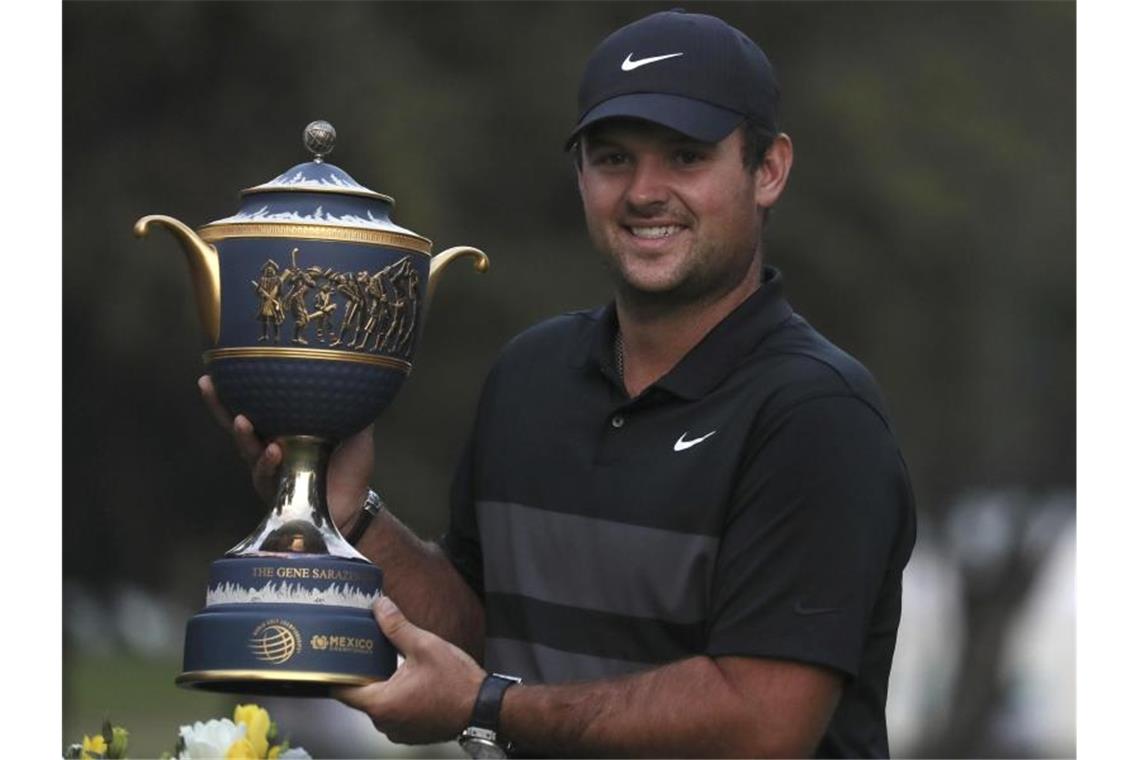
[134,121,488,696]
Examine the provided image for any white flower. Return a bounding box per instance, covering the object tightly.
[279,749,312,758]
[177,719,247,759]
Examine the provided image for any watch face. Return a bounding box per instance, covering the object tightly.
[460,736,509,759]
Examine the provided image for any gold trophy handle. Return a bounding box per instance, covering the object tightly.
[427,246,490,302]
[134,214,222,345]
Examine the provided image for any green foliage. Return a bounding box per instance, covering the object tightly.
[62,4,1074,755]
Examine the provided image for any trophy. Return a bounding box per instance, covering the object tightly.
[134,121,488,696]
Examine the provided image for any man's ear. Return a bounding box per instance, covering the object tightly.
[755,133,794,209]
[574,141,587,196]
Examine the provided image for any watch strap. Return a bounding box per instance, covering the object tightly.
[344,489,383,545]
[470,672,522,735]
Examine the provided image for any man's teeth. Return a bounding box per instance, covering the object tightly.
[629,225,682,239]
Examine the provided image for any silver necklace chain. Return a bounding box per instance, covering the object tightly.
[614,330,624,377]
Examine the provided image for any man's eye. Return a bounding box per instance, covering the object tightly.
[596,152,629,166]
[674,149,704,165]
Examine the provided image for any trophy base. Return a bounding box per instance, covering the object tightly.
[179,556,397,697]
[176,668,376,699]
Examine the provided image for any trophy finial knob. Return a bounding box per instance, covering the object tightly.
[303,120,336,163]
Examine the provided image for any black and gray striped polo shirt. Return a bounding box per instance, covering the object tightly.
[444,267,916,757]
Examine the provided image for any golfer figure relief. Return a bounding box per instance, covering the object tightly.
[251,248,421,359]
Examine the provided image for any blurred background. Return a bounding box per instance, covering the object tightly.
[62,2,1074,756]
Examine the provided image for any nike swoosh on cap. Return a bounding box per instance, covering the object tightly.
[674,430,716,452]
[621,52,684,71]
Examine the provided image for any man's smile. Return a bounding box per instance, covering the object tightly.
[625,224,686,240]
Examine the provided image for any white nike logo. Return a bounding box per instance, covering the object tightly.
[621,52,684,71]
[674,431,716,452]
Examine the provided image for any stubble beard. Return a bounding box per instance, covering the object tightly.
[593,226,762,321]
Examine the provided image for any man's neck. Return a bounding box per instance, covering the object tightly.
[615,259,763,398]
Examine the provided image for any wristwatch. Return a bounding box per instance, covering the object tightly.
[344,489,383,545]
[458,672,522,759]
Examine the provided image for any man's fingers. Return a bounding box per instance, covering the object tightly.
[232,415,267,466]
[201,375,267,466]
[200,375,280,504]
[198,375,233,432]
[252,441,282,501]
[200,374,266,465]
[332,681,389,713]
[374,596,427,656]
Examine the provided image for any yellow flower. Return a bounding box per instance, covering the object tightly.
[233,704,271,757]
[267,747,281,760]
[81,734,107,759]
[226,737,258,759]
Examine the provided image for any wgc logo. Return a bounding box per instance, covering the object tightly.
[249,619,302,665]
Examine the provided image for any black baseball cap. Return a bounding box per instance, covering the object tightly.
[566,10,780,149]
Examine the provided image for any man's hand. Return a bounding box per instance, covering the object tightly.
[197,375,375,531]
[334,597,485,745]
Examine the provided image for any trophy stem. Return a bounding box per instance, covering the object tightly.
[225,435,366,560]
[274,435,333,527]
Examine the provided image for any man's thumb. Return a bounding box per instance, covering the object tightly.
[374,595,420,652]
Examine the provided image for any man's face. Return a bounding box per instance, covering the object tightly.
[577,119,765,307]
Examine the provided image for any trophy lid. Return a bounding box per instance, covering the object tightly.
[206,121,426,241]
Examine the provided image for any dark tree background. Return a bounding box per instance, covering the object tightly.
[63,2,1074,755]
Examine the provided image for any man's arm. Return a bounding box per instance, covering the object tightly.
[335,597,841,757]
[198,375,484,659]
[502,654,841,757]
[352,511,484,659]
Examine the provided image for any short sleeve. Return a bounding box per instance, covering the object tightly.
[439,435,485,598]
[706,395,915,678]
[439,357,510,600]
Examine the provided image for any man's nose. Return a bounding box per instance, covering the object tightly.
[625,158,670,210]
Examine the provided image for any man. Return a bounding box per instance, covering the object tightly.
[204,10,915,757]
[251,259,284,343]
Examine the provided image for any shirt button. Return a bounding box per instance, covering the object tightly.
[611,414,625,429]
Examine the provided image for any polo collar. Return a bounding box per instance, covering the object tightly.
[581,266,794,400]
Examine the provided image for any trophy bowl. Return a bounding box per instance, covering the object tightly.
[135,121,488,696]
